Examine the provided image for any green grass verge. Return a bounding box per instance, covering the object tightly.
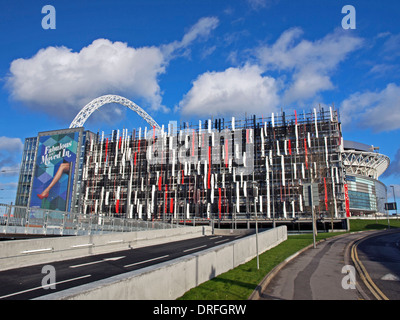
[178,219,400,300]
[348,218,400,232]
[178,232,342,300]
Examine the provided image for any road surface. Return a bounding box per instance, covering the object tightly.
[0,234,247,300]
[259,230,400,300]
[356,230,400,300]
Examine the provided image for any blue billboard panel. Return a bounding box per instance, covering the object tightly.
[30,130,80,211]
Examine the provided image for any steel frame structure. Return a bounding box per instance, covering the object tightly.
[342,150,390,179]
[69,95,161,130]
[78,107,347,221]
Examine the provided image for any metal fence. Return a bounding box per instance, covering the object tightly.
[0,203,183,236]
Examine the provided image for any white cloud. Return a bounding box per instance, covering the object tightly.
[5,17,219,121]
[340,83,400,132]
[0,164,20,177]
[383,149,400,178]
[162,16,219,61]
[0,136,23,153]
[6,39,167,119]
[247,0,268,9]
[178,17,219,50]
[382,33,400,58]
[247,0,278,10]
[0,182,18,189]
[0,136,23,176]
[369,63,399,76]
[162,17,219,59]
[256,27,363,104]
[178,64,280,117]
[286,69,333,102]
[177,27,362,117]
[387,184,400,201]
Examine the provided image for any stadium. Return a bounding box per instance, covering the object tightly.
[13,95,390,230]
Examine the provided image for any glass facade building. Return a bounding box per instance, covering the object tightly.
[346,175,377,212]
[342,140,389,216]
[14,137,37,206]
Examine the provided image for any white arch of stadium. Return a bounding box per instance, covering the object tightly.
[69,95,161,130]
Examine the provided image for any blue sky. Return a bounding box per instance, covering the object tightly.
[0,0,399,209]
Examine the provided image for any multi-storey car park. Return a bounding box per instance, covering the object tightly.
[13,95,390,230]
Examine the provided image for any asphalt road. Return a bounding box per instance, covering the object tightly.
[0,234,247,300]
[356,230,400,300]
[259,230,400,300]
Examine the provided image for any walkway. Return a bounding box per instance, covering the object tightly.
[258,232,374,300]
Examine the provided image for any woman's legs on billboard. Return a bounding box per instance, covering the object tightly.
[37,162,70,199]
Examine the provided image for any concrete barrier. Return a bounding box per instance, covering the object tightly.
[37,226,287,300]
[213,228,256,236]
[0,225,211,271]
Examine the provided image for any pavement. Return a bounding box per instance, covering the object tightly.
[257,232,379,300]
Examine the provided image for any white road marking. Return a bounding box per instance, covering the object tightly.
[0,274,91,300]
[183,245,207,253]
[215,239,230,244]
[124,255,169,268]
[69,256,125,268]
[381,273,400,281]
[209,236,222,240]
[104,256,126,261]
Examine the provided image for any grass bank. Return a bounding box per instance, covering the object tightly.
[348,218,400,232]
[178,219,400,300]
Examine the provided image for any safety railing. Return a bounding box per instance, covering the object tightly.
[0,203,183,236]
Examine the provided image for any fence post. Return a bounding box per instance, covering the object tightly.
[43,210,48,235]
[89,214,93,235]
[74,213,79,236]
[25,206,30,234]
[5,204,11,234]
[61,211,66,235]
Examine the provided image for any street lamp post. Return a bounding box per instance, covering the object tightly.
[255,199,259,270]
[254,185,259,270]
[390,185,398,215]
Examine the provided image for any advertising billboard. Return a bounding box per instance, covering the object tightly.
[29,129,81,212]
